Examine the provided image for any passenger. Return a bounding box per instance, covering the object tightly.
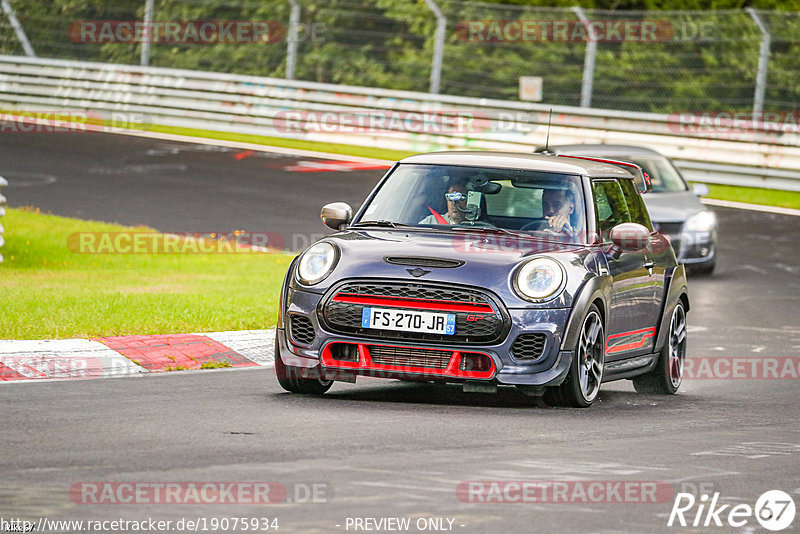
[419,181,469,225]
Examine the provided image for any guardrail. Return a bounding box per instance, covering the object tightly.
[1,55,799,191]
[0,175,6,263]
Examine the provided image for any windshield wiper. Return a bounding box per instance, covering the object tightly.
[449,225,526,238]
[349,220,414,228]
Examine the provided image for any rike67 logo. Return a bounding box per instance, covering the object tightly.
[668,490,795,531]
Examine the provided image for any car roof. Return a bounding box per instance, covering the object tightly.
[542,144,663,156]
[399,151,634,178]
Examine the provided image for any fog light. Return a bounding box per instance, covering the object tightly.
[460,353,492,372]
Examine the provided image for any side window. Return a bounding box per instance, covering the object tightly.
[593,185,613,222]
[619,179,654,230]
[592,180,631,239]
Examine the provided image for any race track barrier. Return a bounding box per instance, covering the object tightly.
[1,55,799,191]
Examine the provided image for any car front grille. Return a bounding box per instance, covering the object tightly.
[510,333,547,360]
[289,315,315,346]
[335,282,486,302]
[321,281,507,344]
[368,345,451,369]
[654,222,683,236]
[653,222,683,255]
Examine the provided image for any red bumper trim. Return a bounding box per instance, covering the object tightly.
[320,341,495,380]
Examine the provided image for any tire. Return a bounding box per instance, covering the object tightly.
[632,302,686,394]
[274,334,333,395]
[544,304,605,408]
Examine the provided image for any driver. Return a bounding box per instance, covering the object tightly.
[419,181,468,225]
[538,188,577,235]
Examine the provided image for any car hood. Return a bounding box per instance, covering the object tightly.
[300,229,594,308]
[643,191,707,223]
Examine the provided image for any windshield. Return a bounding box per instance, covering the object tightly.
[355,164,587,244]
[614,155,688,193]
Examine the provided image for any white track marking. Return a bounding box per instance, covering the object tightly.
[692,442,800,459]
[199,329,276,366]
[114,128,394,165]
[0,339,146,380]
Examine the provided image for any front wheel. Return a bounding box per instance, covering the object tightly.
[632,302,686,394]
[544,304,605,408]
[274,335,333,395]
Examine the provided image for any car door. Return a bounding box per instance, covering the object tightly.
[618,177,668,326]
[591,179,659,360]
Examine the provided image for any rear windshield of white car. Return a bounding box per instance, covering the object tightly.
[618,155,688,192]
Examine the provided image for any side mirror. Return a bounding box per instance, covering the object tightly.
[609,222,650,252]
[692,183,709,197]
[321,202,353,230]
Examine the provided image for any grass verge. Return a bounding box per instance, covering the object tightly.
[145,123,415,162]
[0,208,292,340]
[702,183,800,210]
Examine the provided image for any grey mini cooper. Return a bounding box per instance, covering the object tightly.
[275,152,690,407]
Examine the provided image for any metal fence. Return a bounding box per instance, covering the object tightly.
[1,0,798,114]
[1,55,799,191]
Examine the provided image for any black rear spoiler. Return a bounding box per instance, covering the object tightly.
[556,155,652,194]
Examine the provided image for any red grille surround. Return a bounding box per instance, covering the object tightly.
[331,293,494,313]
[321,281,508,345]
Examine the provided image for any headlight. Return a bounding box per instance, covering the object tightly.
[683,210,716,232]
[297,242,338,285]
[514,257,565,302]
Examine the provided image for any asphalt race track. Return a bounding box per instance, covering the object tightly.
[2,131,800,533]
[0,131,382,251]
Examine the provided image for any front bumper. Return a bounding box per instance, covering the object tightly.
[663,229,716,265]
[279,285,574,387]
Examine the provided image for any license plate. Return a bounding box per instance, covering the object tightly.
[361,307,456,335]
